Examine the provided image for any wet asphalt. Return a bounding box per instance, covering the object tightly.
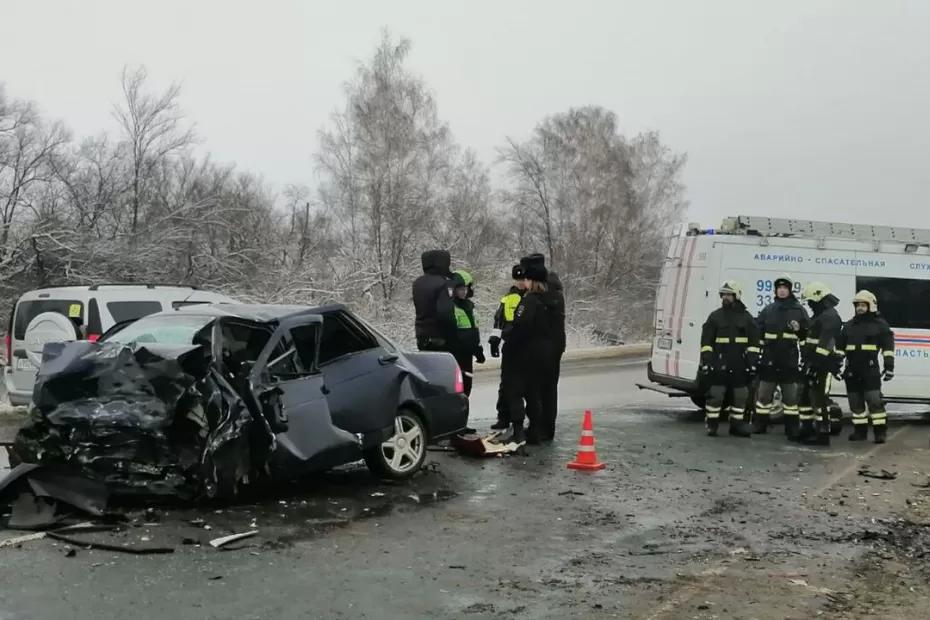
[2,359,930,619]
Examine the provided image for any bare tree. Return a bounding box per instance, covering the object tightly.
[112,66,195,234]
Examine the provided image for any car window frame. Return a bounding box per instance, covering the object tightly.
[250,315,324,386]
[317,310,381,367]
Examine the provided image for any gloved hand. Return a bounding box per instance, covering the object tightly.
[699,363,712,377]
[746,364,758,378]
[883,368,894,382]
[488,336,501,358]
[788,320,800,332]
[475,346,486,364]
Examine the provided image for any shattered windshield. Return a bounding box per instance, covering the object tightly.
[106,314,215,346]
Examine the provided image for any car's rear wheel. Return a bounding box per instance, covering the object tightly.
[364,409,427,480]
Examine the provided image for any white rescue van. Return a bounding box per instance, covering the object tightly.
[645,216,930,407]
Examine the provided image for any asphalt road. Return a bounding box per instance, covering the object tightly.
[3,360,930,619]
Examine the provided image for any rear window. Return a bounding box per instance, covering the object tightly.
[105,314,215,346]
[106,301,164,324]
[13,300,84,340]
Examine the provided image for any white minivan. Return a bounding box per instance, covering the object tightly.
[3,284,236,406]
[645,216,930,407]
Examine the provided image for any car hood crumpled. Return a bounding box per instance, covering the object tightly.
[9,339,279,502]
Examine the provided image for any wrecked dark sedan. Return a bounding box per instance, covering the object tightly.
[10,304,468,500]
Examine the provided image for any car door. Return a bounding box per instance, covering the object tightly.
[314,310,404,435]
[249,315,359,470]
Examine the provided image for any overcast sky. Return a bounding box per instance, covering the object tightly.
[2,0,928,229]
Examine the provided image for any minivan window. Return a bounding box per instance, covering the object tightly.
[14,300,83,339]
[106,301,164,324]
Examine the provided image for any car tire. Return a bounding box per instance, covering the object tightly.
[364,409,427,480]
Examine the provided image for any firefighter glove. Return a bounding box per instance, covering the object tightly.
[475,346,486,364]
[488,336,501,358]
[788,319,800,332]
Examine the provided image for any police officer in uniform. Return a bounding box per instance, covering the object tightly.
[699,281,760,437]
[489,265,525,431]
[797,282,844,445]
[504,262,559,444]
[412,250,456,352]
[519,253,566,441]
[449,270,485,397]
[836,290,895,444]
[754,274,809,434]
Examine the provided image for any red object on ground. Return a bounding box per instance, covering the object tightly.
[567,409,606,471]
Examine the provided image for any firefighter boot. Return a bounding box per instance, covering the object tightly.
[751,413,768,435]
[873,425,887,445]
[784,414,801,442]
[802,418,831,446]
[849,425,868,442]
[798,418,817,444]
[510,424,526,445]
[829,404,844,436]
[729,418,752,438]
[706,417,719,437]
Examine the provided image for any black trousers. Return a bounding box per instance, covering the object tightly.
[541,351,563,438]
[505,353,551,433]
[495,354,511,425]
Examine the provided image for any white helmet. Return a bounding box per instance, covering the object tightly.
[852,290,878,313]
[718,280,743,300]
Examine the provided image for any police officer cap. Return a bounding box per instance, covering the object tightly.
[520,253,546,269]
[524,262,548,283]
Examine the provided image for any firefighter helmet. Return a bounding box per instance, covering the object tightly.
[852,290,878,313]
[718,280,743,300]
[773,274,794,290]
[801,281,831,303]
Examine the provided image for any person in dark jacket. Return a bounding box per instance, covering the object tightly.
[449,270,486,396]
[519,253,566,441]
[413,250,456,352]
[699,281,760,437]
[504,262,560,445]
[489,264,525,431]
[753,274,809,434]
[836,290,895,444]
[797,282,844,445]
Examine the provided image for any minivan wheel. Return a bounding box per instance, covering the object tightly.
[364,409,427,480]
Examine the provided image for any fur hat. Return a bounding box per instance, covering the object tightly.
[520,253,546,270]
[523,262,548,283]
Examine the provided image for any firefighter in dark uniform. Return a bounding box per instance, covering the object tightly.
[489,265,525,431]
[836,290,895,444]
[797,282,844,445]
[754,274,809,434]
[449,270,485,397]
[504,262,559,445]
[699,281,760,437]
[519,253,566,441]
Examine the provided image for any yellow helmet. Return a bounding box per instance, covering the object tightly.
[852,290,878,313]
[718,280,743,300]
[801,281,831,303]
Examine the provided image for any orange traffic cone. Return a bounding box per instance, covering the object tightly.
[567,410,606,471]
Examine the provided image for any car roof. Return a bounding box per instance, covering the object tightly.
[16,284,213,301]
[165,302,349,323]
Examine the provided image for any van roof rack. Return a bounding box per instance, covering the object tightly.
[86,283,201,291]
[717,216,930,243]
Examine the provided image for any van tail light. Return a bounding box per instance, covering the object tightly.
[4,333,10,366]
[454,364,465,394]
